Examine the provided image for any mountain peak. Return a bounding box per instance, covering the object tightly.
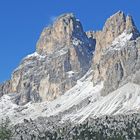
[93,11,140,95]
[93,11,139,62]
[1,11,140,132]
[103,11,139,39]
[103,11,126,36]
[126,15,140,37]
[110,10,124,17]
[36,13,85,55]
[55,13,75,21]
[108,10,125,21]
[53,13,76,28]
[1,13,95,104]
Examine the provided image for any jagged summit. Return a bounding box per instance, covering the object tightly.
[1,11,140,104]
[103,11,126,43]
[102,11,139,48]
[126,15,140,38]
[103,11,139,35]
[54,13,76,23]
[36,13,89,55]
[0,11,140,126]
[103,11,126,35]
[93,10,139,64]
[0,13,95,105]
[93,11,140,95]
[109,10,124,17]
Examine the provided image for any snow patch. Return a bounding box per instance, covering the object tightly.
[111,32,133,50]
[1,69,140,124]
[26,52,46,59]
[66,71,75,78]
[72,38,81,46]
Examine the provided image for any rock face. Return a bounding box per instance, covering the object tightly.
[0,11,140,105]
[1,11,140,132]
[36,13,94,55]
[0,13,94,105]
[92,11,140,95]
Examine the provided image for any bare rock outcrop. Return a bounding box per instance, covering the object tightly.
[0,11,140,104]
[0,13,95,105]
[92,11,140,95]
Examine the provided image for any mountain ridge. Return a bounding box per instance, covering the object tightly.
[0,11,140,126]
[0,12,95,105]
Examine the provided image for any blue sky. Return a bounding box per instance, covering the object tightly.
[0,0,140,83]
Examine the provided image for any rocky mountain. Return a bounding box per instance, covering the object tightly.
[0,13,94,105]
[92,11,140,95]
[0,11,140,138]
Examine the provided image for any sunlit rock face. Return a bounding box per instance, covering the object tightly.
[0,13,95,105]
[92,11,140,95]
[36,13,93,54]
[0,11,140,105]
[36,13,94,74]
[1,11,140,130]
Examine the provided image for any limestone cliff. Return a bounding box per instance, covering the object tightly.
[92,11,140,95]
[0,13,94,105]
[0,11,140,105]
